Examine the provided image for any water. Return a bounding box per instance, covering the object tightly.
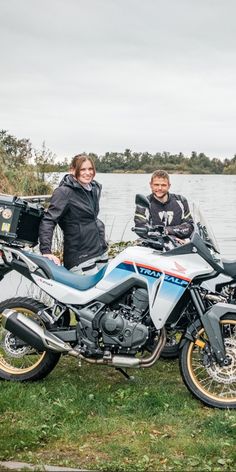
[91,173,236,258]
[1,173,235,301]
[48,172,236,257]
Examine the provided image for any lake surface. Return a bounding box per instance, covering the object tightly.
[52,172,236,258]
[0,173,235,301]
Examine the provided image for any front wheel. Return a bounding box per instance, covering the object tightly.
[180,315,236,408]
[0,297,61,382]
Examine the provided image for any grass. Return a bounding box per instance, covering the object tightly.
[0,357,235,472]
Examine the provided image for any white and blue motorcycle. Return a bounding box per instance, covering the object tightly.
[0,195,235,409]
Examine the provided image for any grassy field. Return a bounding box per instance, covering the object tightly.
[0,356,235,472]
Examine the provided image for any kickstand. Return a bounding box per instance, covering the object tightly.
[115,367,134,381]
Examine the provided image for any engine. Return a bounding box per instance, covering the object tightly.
[100,308,148,351]
[77,288,150,356]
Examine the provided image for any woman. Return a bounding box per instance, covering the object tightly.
[39,154,108,274]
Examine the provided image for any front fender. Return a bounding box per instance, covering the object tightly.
[179,319,202,349]
[180,302,236,364]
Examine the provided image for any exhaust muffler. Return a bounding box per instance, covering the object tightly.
[2,309,77,354]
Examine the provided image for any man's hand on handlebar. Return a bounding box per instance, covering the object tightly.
[174,237,190,245]
[132,225,191,251]
[148,225,165,236]
[132,225,165,236]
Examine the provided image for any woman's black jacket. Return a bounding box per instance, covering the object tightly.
[39,174,107,269]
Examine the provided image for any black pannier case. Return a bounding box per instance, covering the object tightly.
[0,195,44,246]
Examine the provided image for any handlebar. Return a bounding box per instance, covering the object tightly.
[132,226,148,235]
[132,225,165,236]
[132,226,181,250]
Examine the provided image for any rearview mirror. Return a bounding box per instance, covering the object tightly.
[135,194,150,208]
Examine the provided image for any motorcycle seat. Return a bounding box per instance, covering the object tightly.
[23,252,108,291]
[222,259,236,279]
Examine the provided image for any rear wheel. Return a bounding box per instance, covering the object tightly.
[180,315,236,408]
[0,297,61,381]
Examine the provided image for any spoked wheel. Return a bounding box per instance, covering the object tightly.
[0,297,61,381]
[180,315,236,408]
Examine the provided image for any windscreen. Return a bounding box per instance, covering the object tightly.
[192,204,220,254]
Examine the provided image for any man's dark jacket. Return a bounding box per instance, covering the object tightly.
[39,174,107,269]
[134,193,194,238]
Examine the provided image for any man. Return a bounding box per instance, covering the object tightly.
[134,169,194,240]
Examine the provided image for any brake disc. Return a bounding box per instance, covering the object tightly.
[1,329,34,358]
[206,338,236,384]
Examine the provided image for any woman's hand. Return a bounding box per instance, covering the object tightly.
[42,254,61,265]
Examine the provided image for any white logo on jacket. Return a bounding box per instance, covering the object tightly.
[159,211,174,225]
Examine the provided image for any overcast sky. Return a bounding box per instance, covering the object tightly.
[1,0,236,160]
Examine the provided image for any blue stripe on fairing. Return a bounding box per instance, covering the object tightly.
[163,275,188,287]
[137,266,188,287]
[103,262,187,309]
[104,262,189,295]
[160,282,186,298]
[137,266,161,279]
[105,263,157,288]
[117,262,135,272]
[104,268,135,283]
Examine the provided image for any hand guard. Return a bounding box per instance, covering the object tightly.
[148,225,165,236]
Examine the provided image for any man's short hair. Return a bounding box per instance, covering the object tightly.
[151,169,170,183]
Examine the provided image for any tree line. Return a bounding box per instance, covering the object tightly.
[1,130,236,195]
[91,149,236,174]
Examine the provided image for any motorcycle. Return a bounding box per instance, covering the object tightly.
[0,194,236,409]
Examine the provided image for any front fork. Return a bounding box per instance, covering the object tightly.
[189,287,236,365]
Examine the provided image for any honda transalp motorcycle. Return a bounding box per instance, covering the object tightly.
[0,194,236,409]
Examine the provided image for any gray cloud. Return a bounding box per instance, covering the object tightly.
[1,0,236,159]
